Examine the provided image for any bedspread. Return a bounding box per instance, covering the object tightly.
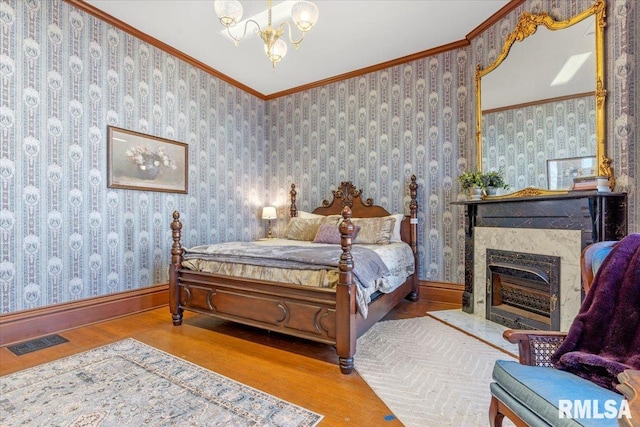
[183,242,389,289]
[181,240,414,318]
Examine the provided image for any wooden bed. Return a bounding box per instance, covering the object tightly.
[169,175,419,374]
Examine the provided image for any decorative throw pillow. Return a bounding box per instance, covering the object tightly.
[350,216,397,245]
[284,216,340,241]
[312,223,361,244]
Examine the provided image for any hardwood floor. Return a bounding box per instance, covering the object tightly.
[0,300,452,426]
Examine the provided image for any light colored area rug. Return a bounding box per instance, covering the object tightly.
[355,315,517,427]
[0,338,322,427]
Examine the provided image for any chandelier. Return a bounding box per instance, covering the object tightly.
[213,0,319,69]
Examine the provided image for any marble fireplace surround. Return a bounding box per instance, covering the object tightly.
[473,227,582,331]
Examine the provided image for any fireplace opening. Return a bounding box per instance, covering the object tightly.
[486,249,561,330]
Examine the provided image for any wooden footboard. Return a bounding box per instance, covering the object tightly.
[170,208,360,372]
[169,176,419,374]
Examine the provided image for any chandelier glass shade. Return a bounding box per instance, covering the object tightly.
[213,0,319,69]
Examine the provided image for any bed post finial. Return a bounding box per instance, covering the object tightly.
[290,183,298,217]
[170,211,183,265]
[169,211,184,325]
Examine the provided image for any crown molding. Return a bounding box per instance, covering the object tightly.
[65,0,524,100]
[466,0,525,40]
[264,39,470,100]
[64,0,267,100]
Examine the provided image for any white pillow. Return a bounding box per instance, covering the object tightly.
[389,213,405,242]
[298,210,325,219]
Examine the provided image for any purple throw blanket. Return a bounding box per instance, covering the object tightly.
[551,233,640,392]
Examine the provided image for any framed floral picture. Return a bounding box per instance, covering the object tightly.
[107,126,188,193]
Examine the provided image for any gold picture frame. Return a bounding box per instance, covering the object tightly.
[475,0,611,195]
[107,126,188,193]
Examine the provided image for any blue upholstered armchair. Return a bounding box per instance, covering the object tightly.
[489,236,640,427]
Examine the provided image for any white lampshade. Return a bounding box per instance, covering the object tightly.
[291,1,319,32]
[262,206,277,220]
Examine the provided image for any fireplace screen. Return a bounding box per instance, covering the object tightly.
[486,249,561,330]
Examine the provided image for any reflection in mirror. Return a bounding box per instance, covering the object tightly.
[475,0,610,197]
[482,92,596,190]
[482,18,595,110]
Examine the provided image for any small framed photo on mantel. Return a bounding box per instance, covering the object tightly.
[547,156,597,191]
[107,126,188,193]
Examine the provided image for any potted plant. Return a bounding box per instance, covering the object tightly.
[457,171,485,200]
[482,169,509,195]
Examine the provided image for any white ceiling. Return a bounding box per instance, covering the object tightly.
[85,0,510,97]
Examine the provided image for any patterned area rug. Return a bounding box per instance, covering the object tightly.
[0,338,322,426]
[354,315,517,427]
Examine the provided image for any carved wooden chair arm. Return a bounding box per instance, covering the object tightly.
[503,329,568,367]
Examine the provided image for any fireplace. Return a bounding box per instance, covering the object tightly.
[453,192,627,331]
[486,249,561,330]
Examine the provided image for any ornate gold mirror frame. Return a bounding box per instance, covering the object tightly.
[475,0,610,198]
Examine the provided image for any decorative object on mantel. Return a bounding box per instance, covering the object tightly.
[481,169,509,196]
[457,170,485,200]
[214,0,319,69]
[596,176,611,192]
[571,175,613,192]
[262,206,277,238]
[458,169,509,199]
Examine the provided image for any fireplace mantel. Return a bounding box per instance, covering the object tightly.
[452,191,627,315]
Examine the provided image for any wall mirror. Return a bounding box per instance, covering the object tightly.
[475,0,611,197]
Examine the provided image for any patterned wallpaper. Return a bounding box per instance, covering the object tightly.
[265,55,470,283]
[2,0,637,314]
[482,95,597,191]
[1,0,266,312]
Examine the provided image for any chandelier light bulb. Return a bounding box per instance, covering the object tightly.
[291,1,319,32]
[265,39,288,64]
[214,0,243,26]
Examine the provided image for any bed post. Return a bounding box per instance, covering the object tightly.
[336,206,357,374]
[169,211,184,325]
[408,174,419,301]
[290,183,297,217]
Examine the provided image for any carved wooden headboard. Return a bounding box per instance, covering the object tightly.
[288,176,419,251]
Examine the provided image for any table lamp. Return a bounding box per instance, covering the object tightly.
[261,206,277,238]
